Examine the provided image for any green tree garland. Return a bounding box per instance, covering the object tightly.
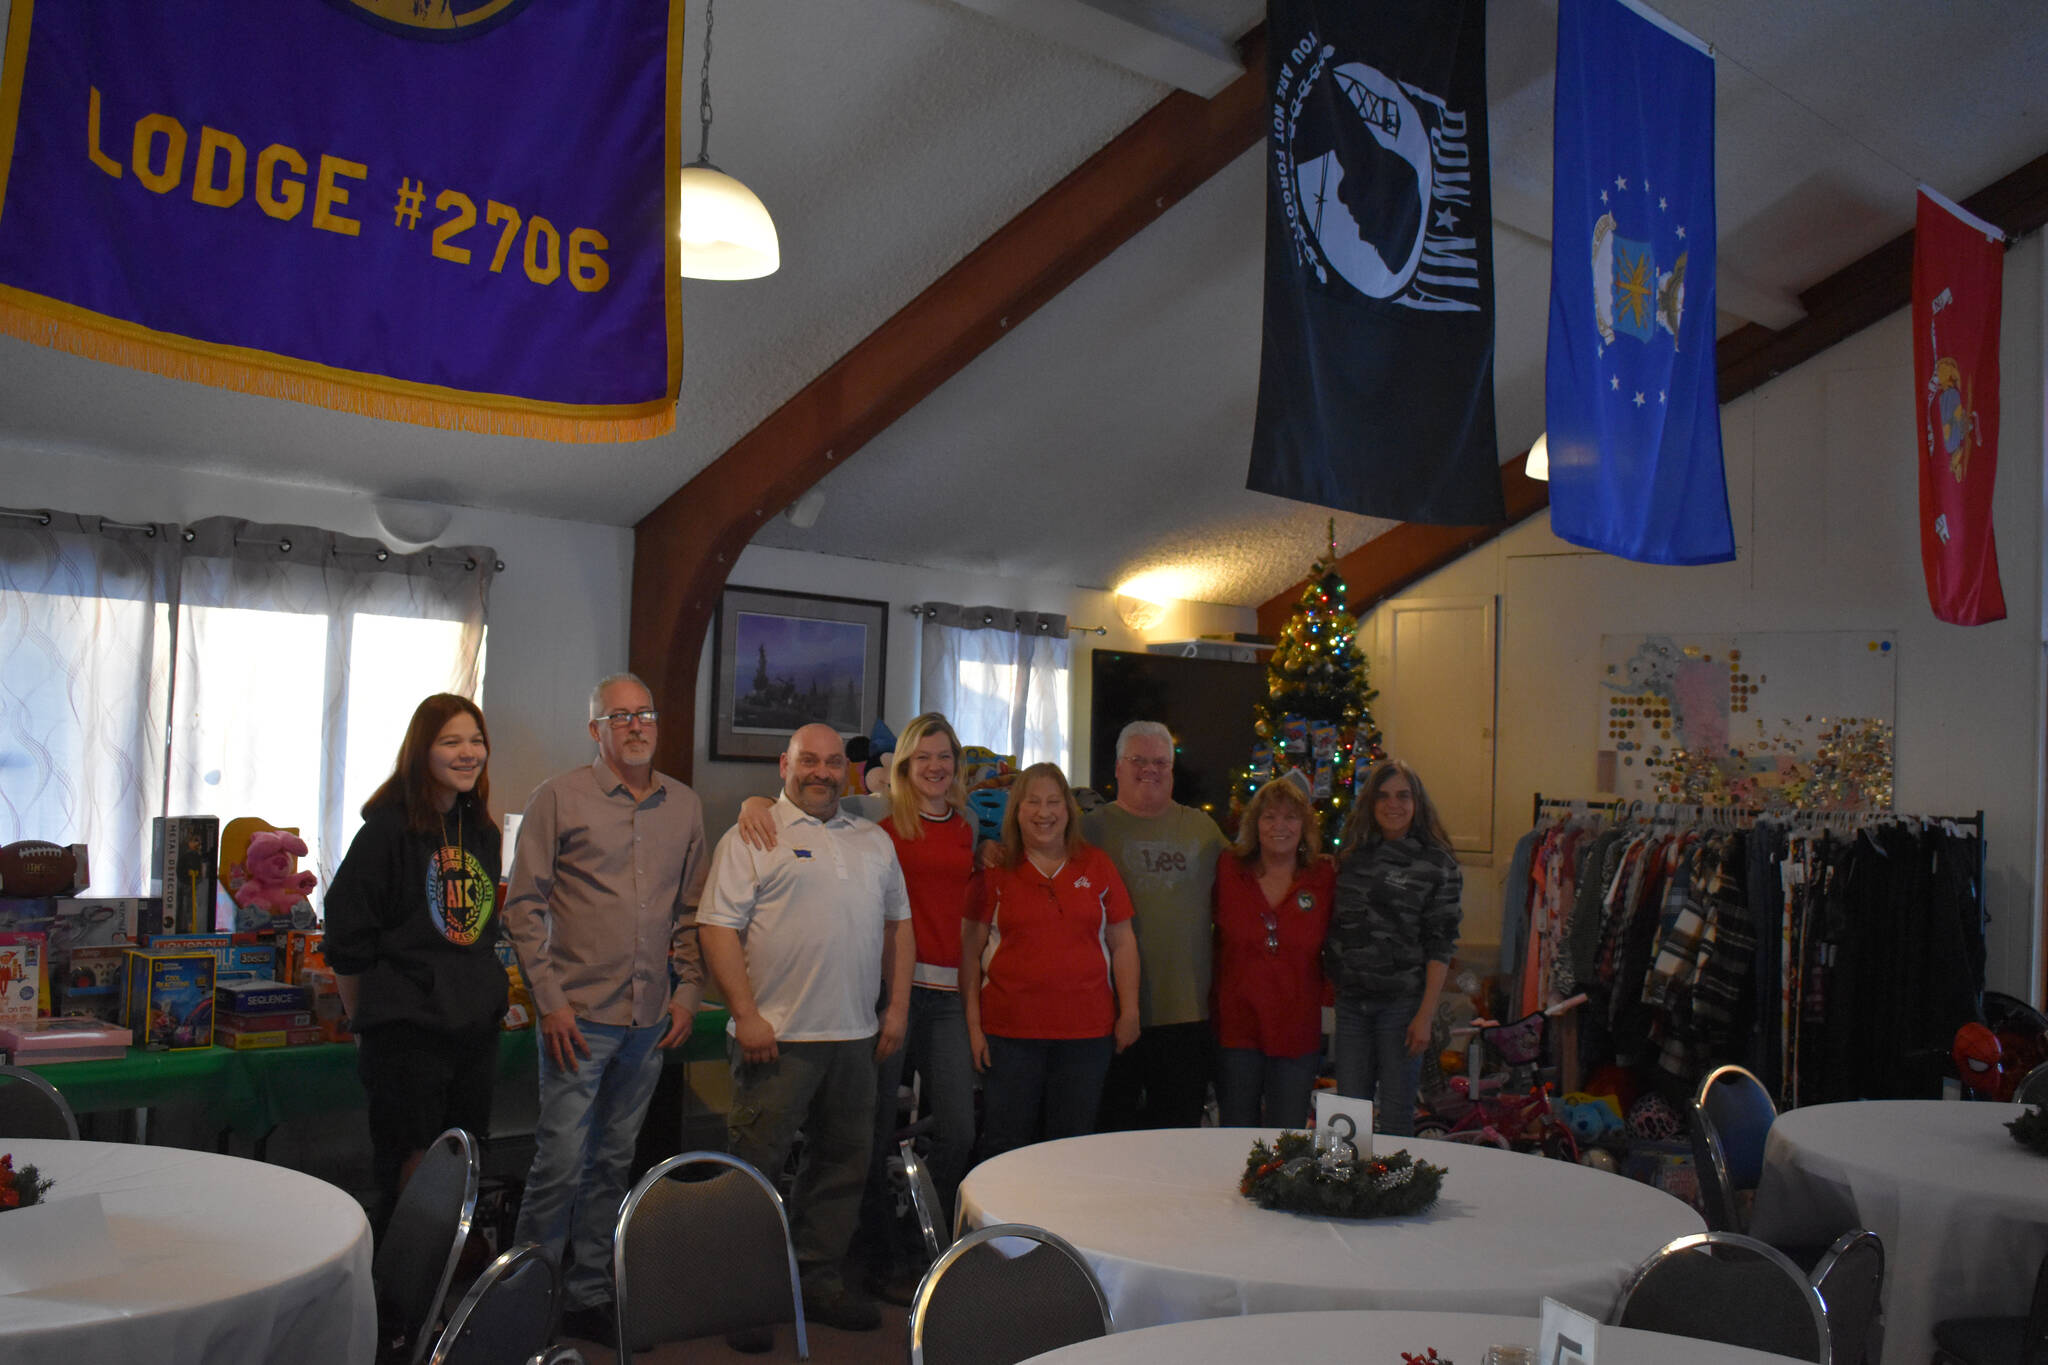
[1240,1131,1445,1218]
[2009,1105,2048,1156]
[1233,521,1383,852]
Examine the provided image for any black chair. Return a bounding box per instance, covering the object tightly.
[424,1242,559,1365]
[901,1139,947,1263]
[909,1222,1113,1365]
[2015,1063,2048,1107]
[1809,1228,1884,1365]
[0,1064,79,1140]
[374,1127,480,1365]
[1610,1230,1832,1363]
[612,1150,807,1358]
[1933,1248,2048,1365]
[1691,1063,1777,1234]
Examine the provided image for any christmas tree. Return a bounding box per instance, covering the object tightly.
[1236,522,1384,850]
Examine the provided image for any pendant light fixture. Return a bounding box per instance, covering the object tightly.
[678,0,779,280]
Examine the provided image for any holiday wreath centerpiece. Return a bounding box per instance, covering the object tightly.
[0,1154,53,1211]
[1240,1130,1445,1218]
[2009,1105,2048,1157]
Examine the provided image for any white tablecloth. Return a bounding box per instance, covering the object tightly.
[0,1140,376,1365]
[957,1128,1704,1330]
[1750,1100,2048,1365]
[1023,1309,1816,1365]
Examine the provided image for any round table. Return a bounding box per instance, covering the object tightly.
[1023,1309,1816,1365]
[955,1128,1703,1330]
[1750,1100,2048,1365]
[0,1140,376,1365]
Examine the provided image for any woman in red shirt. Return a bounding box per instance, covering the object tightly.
[1211,772,1335,1128]
[961,763,1140,1158]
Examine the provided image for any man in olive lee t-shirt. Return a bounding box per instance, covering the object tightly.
[1082,720,1226,1129]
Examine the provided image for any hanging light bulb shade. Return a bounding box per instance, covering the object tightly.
[679,0,778,280]
[1526,431,1550,481]
[679,164,779,279]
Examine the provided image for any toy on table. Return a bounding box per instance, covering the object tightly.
[0,840,89,896]
[221,818,318,932]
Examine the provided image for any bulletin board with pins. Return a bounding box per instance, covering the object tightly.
[1596,631,1896,809]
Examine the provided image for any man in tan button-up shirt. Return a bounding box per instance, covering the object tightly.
[503,672,707,1343]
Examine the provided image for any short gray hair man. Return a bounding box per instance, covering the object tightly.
[590,671,650,721]
[1115,720,1175,762]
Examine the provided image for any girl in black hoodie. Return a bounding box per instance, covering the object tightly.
[327,693,507,1227]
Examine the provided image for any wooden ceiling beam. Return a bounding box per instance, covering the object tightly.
[1258,147,2048,637]
[632,28,1267,780]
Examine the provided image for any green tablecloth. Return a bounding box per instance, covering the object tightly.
[28,1007,730,1139]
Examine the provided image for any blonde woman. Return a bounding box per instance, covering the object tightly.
[960,763,1139,1157]
[1211,773,1335,1127]
[1325,759,1462,1136]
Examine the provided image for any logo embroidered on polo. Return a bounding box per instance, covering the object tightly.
[1073,876,1092,889]
[792,848,814,859]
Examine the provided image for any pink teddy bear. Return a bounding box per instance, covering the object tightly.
[232,830,318,919]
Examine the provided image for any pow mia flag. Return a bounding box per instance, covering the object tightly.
[1246,0,1504,526]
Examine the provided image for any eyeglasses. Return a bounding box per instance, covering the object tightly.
[1122,756,1173,771]
[598,709,659,728]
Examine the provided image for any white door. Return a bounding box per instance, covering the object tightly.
[1375,595,1497,854]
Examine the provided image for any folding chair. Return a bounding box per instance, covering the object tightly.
[1690,1063,1776,1234]
[1808,1228,1884,1365]
[612,1151,808,1359]
[0,1065,79,1140]
[901,1139,948,1262]
[425,1243,559,1365]
[373,1128,480,1365]
[1611,1230,1831,1363]
[909,1222,1112,1365]
[1932,1248,2048,1365]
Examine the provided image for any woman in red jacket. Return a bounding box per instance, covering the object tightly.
[1211,772,1334,1128]
[961,763,1140,1158]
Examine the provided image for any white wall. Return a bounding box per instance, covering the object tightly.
[1367,236,2046,1001]
[0,438,632,814]
[689,542,1256,835]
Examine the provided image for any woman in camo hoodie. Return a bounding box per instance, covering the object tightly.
[1324,758,1462,1136]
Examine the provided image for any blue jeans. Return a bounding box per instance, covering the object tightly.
[1333,997,1422,1136]
[981,1035,1114,1159]
[1214,1046,1321,1129]
[863,986,976,1241]
[513,1019,667,1309]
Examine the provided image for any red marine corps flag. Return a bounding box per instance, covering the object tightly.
[1912,187,2007,626]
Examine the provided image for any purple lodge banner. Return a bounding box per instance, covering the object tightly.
[0,0,683,442]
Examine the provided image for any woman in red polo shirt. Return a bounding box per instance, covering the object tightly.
[1211,772,1335,1127]
[961,763,1140,1158]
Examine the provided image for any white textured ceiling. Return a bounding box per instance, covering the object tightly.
[3,0,2047,607]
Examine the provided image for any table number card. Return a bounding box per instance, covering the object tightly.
[1538,1296,1598,1365]
[1313,1090,1373,1158]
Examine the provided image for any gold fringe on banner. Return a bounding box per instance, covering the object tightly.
[0,292,677,445]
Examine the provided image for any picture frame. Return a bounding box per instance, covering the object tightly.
[710,585,889,762]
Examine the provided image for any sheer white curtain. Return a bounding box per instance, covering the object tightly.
[0,507,494,895]
[0,511,179,892]
[917,604,1071,771]
[168,518,494,887]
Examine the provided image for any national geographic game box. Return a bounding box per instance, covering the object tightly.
[123,948,215,1050]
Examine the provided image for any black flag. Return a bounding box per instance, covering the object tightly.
[1246,0,1504,525]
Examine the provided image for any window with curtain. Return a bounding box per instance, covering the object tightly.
[1,508,494,895]
[916,604,1072,772]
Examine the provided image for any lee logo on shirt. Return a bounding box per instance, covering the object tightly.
[1129,843,1190,877]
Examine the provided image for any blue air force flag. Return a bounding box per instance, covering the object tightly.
[1544,0,1734,564]
[1246,0,1505,526]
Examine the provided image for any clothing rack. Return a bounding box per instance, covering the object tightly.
[1530,792,1984,842]
[1527,791,1990,1024]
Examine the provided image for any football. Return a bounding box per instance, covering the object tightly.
[0,841,84,896]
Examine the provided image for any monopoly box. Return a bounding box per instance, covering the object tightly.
[123,948,216,1050]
